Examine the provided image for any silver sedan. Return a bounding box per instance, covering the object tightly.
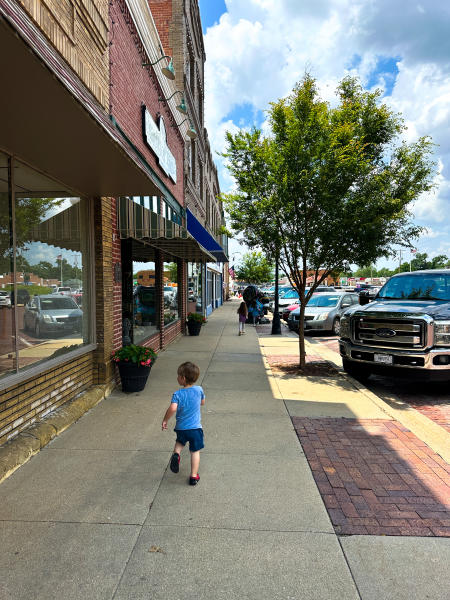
[287,292,359,335]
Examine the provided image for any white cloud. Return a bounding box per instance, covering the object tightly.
[204,0,450,262]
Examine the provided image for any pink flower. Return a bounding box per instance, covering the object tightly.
[125,358,129,362]
[140,361,145,366]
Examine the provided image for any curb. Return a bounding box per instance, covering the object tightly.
[0,383,113,484]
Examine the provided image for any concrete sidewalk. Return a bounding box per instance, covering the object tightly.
[0,301,448,599]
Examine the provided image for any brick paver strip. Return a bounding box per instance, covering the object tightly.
[292,417,450,537]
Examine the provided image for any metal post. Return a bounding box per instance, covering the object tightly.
[271,254,281,335]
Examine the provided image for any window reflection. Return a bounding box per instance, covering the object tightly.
[0,152,15,377]
[163,261,178,325]
[133,261,158,342]
[187,263,203,314]
[0,155,92,380]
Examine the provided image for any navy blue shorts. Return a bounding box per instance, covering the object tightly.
[175,428,204,452]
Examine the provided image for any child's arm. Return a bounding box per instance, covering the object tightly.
[162,403,177,430]
[201,397,206,406]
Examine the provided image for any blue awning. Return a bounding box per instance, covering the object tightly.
[186,209,228,263]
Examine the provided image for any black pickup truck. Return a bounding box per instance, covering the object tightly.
[339,269,450,380]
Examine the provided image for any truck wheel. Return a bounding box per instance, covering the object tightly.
[332,318,340,336]
[342,358,370,380]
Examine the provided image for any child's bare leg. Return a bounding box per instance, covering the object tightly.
[190,450,200,476]
[174,441,184,455]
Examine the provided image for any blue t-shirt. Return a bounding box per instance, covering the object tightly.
[172,385,205,430]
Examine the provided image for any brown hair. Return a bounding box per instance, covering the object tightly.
[237,301,248,316]
[177,361,200,385]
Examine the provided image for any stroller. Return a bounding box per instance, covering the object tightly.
[242,285,269,325]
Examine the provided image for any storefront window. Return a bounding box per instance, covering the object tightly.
[0,154,93,380]
[187,263,203,314]
[163,261,178,325]
[0,152,15,377]
[207,269,213,308]
[133,260,158,343]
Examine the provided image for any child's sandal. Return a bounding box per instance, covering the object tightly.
[170,452,180,473]
[189,474,200,486]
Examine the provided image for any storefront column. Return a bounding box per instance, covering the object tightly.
[156,251,165,349]
[179,258,187,333]
[93,197,116,388]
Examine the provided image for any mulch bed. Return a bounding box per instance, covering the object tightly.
[292,417,450,537]
[266,354,339,377]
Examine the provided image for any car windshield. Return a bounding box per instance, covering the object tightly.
[377,273,450,301]
[40,298,78,310]
[282,290,299,299]
[307,295,341,307]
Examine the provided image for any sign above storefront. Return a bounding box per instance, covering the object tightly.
[142,106,177,183]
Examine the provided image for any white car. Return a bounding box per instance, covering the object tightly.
[0,291,11,307]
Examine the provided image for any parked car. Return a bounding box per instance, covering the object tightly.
[23,294,82,337]
[269,286,337,313]
[0,291,11,307]
[288,292,359,334]
[282,302,300,322]
[339,269,450,380]
[54,286,73,296]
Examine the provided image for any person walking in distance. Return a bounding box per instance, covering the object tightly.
[162,362,205,486]
[237,301,248,335]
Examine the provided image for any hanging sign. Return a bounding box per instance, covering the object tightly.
[142,106,177,183]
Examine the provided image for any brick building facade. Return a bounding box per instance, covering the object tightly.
[0,0,221,453]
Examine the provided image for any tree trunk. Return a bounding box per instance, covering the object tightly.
[298,300,306,369]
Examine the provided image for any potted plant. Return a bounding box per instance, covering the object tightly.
[112,344,157,393]
[186,312,206,336]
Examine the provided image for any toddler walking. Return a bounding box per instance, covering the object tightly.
[237,301,248,335]
[162,362,205,485]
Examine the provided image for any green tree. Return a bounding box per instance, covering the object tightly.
[235,251,274,284]
[222,74,436,368]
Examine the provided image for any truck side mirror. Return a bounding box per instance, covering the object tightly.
[359,291,371,306]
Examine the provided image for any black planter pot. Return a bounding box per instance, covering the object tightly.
[118,361,152,393]
[187,320,202,336]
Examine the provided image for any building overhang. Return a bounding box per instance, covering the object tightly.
[118,198,215,263]
[0,3,165,197]
[186,209,228,263]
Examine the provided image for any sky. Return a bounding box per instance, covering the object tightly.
[197,0,450,271]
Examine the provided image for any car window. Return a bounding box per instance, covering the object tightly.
[341,295,352,306]
[307,295,340,307]
[40,298,78,310]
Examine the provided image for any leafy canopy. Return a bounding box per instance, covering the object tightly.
[235,251,274,284]
[222,74,437,366]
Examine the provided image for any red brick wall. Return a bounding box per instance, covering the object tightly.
[110,1,184,205]
[147,0,173,57]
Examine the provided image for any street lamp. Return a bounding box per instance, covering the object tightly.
[142,56,175,80]
[271,251,281,335]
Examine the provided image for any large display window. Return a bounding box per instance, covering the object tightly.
[133,260,158,343]
[163,261,179,325]
[0,152,93,381]
[187,263,203,314]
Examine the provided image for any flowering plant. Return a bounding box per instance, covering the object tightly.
[112,344,157,366]
[186,312,206,323]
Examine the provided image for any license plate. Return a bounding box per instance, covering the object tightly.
[374,353,393,365]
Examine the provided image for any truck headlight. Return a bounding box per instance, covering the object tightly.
[435,321,450,347]
[340,316,350,339]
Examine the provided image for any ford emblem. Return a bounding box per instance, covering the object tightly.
[375,327,396,338]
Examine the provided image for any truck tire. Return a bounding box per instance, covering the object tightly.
[342,358,371,380]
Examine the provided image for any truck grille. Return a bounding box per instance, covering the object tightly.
[352,316,427,349]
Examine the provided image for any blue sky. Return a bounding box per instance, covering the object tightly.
[198,0,226,32]
[197,0,450,270]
